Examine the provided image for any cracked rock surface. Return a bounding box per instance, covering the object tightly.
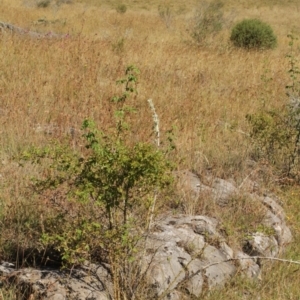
[0,173,293,299]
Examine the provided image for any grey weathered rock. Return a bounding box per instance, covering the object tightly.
[192,215,221,238]
[0,174,293,299]
[202,245,236,288]
[219,241,234,260]
[0,263,112,300]
[175,170,202,202]
[235,252,261,279]
[263,210,293,247]
[0,21,66,39]
[143,215,237,298]
[176,171,292,251]
[211,177,238,206]
[175,171,239,207]
[185,260,204,297]
[253,195,293,247]
[244,232,279,257]
[262,196,286,220]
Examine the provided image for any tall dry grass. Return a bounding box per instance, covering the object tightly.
[1,0,297,177]
[1,0,300,299]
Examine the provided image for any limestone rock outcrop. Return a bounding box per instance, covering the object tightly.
[0,173,293,299]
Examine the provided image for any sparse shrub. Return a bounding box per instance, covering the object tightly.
[246,109,295,168]
[112,37,125,54]
[247,104,300,183]
[158,4,173,28]
[16,66,172,298]
[116,3,127,14]
[36,0,51,8]
[191,0,224,45]
[286,34,300,97]
[56,0,73,5]
[230,19,277,49]
[246,35,300,182]
[218,194,269,248]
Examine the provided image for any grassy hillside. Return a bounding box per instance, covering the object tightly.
[1,0,300,299]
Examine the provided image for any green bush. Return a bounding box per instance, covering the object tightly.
[230,19,277,49]
[246,35,300,182]
[37,0,51,7]
[246,109,296,166]
[13,66,173,298]
[116,3,127,14]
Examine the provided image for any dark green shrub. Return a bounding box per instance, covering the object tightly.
[230,19,277,49]
[116,3,127,14]
[37,0,51,8]
[12,66,173,298]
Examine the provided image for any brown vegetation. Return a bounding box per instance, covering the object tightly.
[1,0,300,299]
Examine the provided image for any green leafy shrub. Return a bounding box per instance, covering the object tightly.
[191,0,225,45]
[36,0,51,8]
[246,109,296,168]
[286,34,300,97]
[112,38,125,54]
[230,19,277,49]
[116,3,127,14]
[14,66,173,298]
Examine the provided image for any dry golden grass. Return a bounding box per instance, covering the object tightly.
[1,0,300,299]
[1,0,298,177]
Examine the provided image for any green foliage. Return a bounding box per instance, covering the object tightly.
[230,19,277,50]
[112,38,125,54]
[18,65,172,298]
[28,64,170,246]
[246,109,295,165]
[286,34,300,97]
[246,101,300,181]
[219,195,268,247]
[78,119,171,230]
[246,35,300,181]
[40,218,102,265]
[191,0,224,45]
[36,0,51,8]
[112,65,139,104]
[116,3,127,14]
